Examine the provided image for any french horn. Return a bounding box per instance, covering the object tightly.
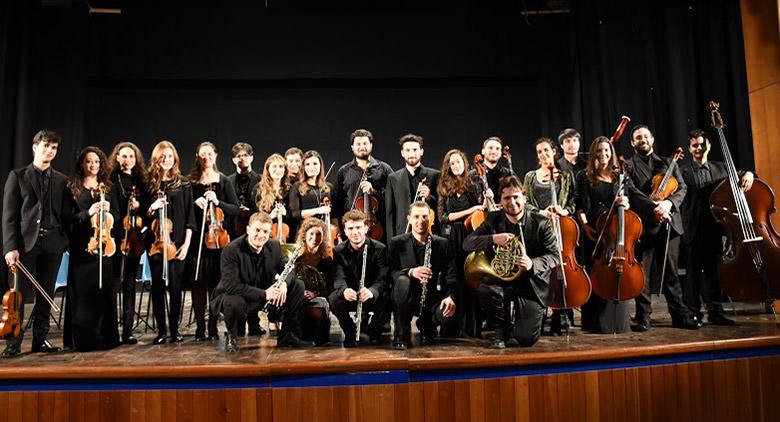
[464,236,526,292]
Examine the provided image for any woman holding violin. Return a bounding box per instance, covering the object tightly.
[145,141,195,345]
[288,150,339,248]
[63,146,120,351]
[107,141,148,345]
[522,138,579,335]
[437,149,485,337]
[575,137,635,333]
[188,141,239,342]
[255,153,293,243]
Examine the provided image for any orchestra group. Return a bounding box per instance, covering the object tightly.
[1,119,758,357]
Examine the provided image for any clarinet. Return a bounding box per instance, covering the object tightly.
[261,242,304,313]
[420,235,432,310]
[354,241,369,342]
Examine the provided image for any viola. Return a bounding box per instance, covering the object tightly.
[203,185,230,249]
[321,196,340,251]
[149,191,177,283]
[353,168,383,240]
[87,183,117,258]
[708,101,780,301]
[465,154,496,231]
[120,185,145,258]
[649,148,685,222]
[503,145,516,176]
[270,201,291,243]
[0,265,22,340]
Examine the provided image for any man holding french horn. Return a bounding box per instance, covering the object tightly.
[463,176,559,349]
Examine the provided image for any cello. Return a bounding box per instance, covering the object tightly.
[708,101,780,301]
[353,168,383,240]
[465,154,497,231]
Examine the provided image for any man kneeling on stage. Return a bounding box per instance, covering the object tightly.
[463,176,559,349]
[211,212,313,353]
[389,201,457,350]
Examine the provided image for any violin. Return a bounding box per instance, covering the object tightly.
[547,167,592,310]
[649,148,685,220]
[321,196,340,251]
[353,168,383,240]
[120,186,145,258]
[203,185,229,249]
[270,201,291,243]
[465,154,496,231]
[149,191,177,283]
[0,265,22,339]
[87,183,116,258]
[708,101,780,301]
[405,176,435,233]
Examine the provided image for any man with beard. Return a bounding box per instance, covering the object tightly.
[463,176,559,349]
[385,134,440,239]
[389,201,457,350]
[557,128,587,183]
[210,212,312,353]
[226,142,260,237]
[624,124,701,332]
[3,130,70,357]
[470,136,513,199]
[680,129,753,326]
[332,129,393,242]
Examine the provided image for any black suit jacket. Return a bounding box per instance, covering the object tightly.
[332,238,389,299]
[623,153,687,236]
[3,164,70,254]
[385,165,440,238]
[680,160,728,244]
[387,232,458,300]
[463,210,559,306]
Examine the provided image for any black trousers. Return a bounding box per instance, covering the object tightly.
[634,225,689,320]
[392,275,454,342]
[148,255,184,337]
[5,234,63,348]
[684,231,727,316]
[117,254,141,337]
[329,290,383,340]
[192,249,221,337]
[477,280,544,347]
[222,278,306,337]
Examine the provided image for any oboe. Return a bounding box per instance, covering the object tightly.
[420,235,432,309]
[354,241,369,342]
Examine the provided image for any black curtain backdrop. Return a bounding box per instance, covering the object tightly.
[0,0,753,290]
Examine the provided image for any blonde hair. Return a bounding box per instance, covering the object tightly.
[147,141,184,192]
[256,153,289,212]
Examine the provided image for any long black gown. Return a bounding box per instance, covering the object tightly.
[63,186,121,351]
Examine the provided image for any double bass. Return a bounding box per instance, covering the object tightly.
[708,101,780,301]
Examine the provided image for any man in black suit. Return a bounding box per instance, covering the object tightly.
[210,212,312,353]
[463,176,559,349]
[556,128,586,184]
[329,210,389,347]
[624,124,700,332]
[388,201,457,350]
[2,130,69,358]
[385,134,440,239]
[680,130,753,326]
[469,136,513,198]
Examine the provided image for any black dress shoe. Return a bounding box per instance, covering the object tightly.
[489,338,506,349]
[122,335,138,345]
[248,326,266,336]
[153,335,167,345]
[419,333,435,346]
[1,344,21,358]
[392,340,408,350]
[631,318,651,332]
[194,334,209,342]
[708,313,736,326]
[171,334,184,343]
[31,339,61,353]
[277,333,315,348]
[671,315,701,330]
[225,333,239,354]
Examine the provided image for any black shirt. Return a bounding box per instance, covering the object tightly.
[288,181,332,221]
[469,164,511,198]
[33,165,53,228]
[191,175,240,237]
[332,238,389,299]
[144,178,196,247]
[234,171,259,209]
[332,157,393,220]
[406,166,423,202]
[691,162,713,188]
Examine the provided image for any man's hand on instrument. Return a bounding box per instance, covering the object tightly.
[410,266,432,282]
[741,172,754,192]
[654,200,672,221]
[517,254,533,271]
[440,296,456,318]
[343,288,358,302]
[270,282,287,307]
[358,287,373,303]
[359,180,374,194]
[492,233,515,247]
[419,184,431,199]
[4,250,19,267]
[266,284,283,304]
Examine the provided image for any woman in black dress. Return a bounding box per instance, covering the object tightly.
[576,137,633,333]
[107,141,148,345]
[288,150,334,226]
[189,141,239,341]
[63,146,120,351]
[145,141,195,344]
[437,149,486,337]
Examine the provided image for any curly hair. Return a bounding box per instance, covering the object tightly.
[67,146,112,199]
[106,141,148,184]
[295,217,331,259]
[256,153,290,213]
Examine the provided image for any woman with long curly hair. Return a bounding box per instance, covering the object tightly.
[106,141,148,345]
[436,149,485,337]
[145,141,195,345]
[63,146,120,351]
